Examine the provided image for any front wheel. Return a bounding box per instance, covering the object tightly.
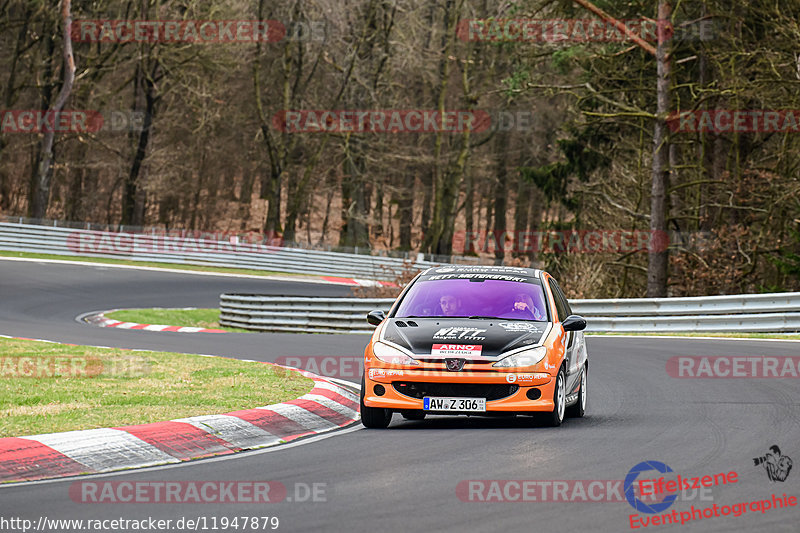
[566,366,587,418]
[544,367,566,427]
[360,374,392,428]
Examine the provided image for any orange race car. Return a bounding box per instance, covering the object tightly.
[360,266,588,428]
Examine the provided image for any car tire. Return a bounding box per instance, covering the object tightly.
[566,365,587,418]
[401,411,426,421]
[544,367,566,427]
[360,374,392,429]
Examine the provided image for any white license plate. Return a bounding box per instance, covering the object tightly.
[423,397,486,412]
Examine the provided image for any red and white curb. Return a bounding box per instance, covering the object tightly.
[0,358,359,483]
[321,276,397,288]
[83,310,226,333]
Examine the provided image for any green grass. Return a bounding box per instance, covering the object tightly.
[104,308,251,333]
[0,337,313,437]
[0,250,305,278]
[587,332,800,340]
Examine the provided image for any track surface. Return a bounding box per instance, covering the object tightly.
[1,260,799,532]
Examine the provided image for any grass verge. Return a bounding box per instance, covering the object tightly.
[0,250,303,279]
[104,308,251,333]
[0,337,313,437]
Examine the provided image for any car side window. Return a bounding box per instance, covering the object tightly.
[548,279,568,321]
[552,280,572,316]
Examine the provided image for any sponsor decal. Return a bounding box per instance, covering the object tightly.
[511,373,549,384]
[433,327,487,341]
[431,344,483,358]
[368,368,403,379]
[426,274,528,282]
[506,374,517,383]
[498,322,542,332]
[435,265,531,273]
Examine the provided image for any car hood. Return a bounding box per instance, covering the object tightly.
[381,318,549,359]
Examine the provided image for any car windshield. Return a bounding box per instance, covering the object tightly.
[394,278,549,321]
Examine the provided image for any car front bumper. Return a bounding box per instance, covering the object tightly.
[363,368,556,413]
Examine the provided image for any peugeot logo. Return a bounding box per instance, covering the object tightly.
[445,358,466,372]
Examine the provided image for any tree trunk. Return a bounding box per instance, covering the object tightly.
[493,131,510,263]
[464,168,474,253]
[122,64,156,226]
[513,175,531,259]
[397,174,414,250]
[646,1,672,297]
[30,6,73,219]
[339,136,370,248]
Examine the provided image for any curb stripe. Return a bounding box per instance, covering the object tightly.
[310,380,360,401]
[171,415,282,450]
[308,388,360,411]
[226,409,312,441]
[116,421,237,460]
[20,428,180,472]
[285,399,355,427]
[267,403,339,432]
[303,394,359,420]
[0,438,89,482]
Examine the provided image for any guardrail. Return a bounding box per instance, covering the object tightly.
[220,295,396,334]
[0,220,439,280]
[219,293,800,334]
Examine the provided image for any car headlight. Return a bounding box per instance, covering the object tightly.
[492,346,547,368]
[372,342,420,366]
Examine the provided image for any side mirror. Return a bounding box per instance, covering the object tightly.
[367,310,386,326]
[562,314,587,332]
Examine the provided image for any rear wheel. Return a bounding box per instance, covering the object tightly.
[544,367,566,427]
[566,366,587,418]
[360,374,392,428]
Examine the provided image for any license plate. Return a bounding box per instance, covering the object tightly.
[423,397,486,412]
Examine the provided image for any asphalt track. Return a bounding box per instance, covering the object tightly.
[1,259,799,533]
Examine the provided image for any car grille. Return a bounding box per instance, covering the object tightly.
[392,382,519,401]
